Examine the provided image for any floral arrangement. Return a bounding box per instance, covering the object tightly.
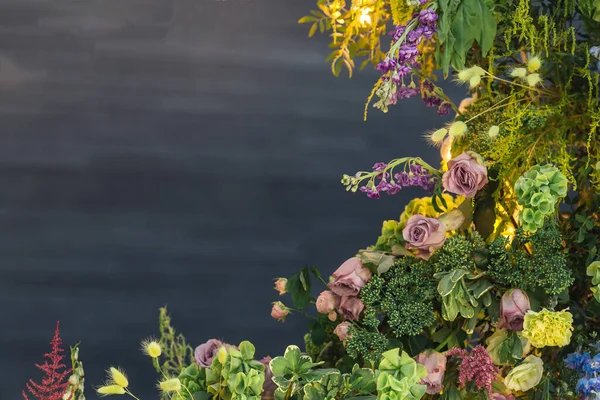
[21,0,600,399]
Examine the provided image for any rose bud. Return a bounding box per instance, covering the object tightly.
[338,296,364,321]
[499,289,531,331]
[270,301,289,322]
[333,321,351,342]
[274,278,287,295]
[316,290,339,314]
[194,339,223,367]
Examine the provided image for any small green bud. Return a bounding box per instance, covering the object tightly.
[526,73,542,87]
[429,128,448,144]
[596,161,600,171]
[487,125,500,139]
[510,68,527,78]
[469,75,481,89]
[449,121,468,138]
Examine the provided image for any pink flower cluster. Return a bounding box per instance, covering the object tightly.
[446,345,499,396]
[316,257,372,341]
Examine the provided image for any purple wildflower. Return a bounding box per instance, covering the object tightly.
[376,58,397,74]
[407,27,424,46]
[438,103,451,116]
[421,25,436,39]
[397,65,411,77]
[399,45,418,63]
[583,354,600,375]
[359,186,380,199]
[422,80,435,92]
[389,25,406,42]
[447,346,499,397]
[396,86,419,99]
[372,162,387,171]
[423,94,442,107]
[418,9,438,25]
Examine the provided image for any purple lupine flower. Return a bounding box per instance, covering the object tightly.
[377,180,402,195]
[438,103,451,116]
[397,65,411,77]
[422,80,435,92]
[389,25,406,42]
[359,186,380,199]
[372,162,387,171]
[418,9,438,25]
[421,25,436,39]
[407,27,424,46]
[376,58,397,74]
[397,86,419,99]
[423,94,442,107]
[399,45,418,63]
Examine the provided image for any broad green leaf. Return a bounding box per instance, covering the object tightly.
[361,250,396,275]
[239,341,255,360]
[458,199,474,230]
[474,196,496,239]
[438,208,466,231]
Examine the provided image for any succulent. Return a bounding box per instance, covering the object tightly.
[514,164,568,232]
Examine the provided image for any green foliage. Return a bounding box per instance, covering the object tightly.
[345,327,390,365]
[434,269,493,332]
[437,0,497,74]
[587,260,600,303]
[157,306,194,379]
[206,341,266,400]
[63,343,85,400]
[486,222,573,296]
[286,266,312,309]
[515,165,568,232]
[375,348,428,400]
[178,364,207,397]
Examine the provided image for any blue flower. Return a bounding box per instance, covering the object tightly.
[583,354,600,375]
[576,377,600,397]
[565,351,591,372]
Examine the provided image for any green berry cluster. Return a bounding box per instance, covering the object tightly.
[514,164,568,232]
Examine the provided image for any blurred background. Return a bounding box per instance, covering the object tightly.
[0,0,462,397]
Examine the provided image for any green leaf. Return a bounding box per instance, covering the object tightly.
[286,269,312,309]
[239,341,255,360]
[457,199,474,230]
[192,392,210,400]
[298,16,317,23]
[465,0,497,56]
[438,208,466,231]
[360,251,395,275]
[432,327,453,343]
[308,23,318,37]
[473,196,496,239]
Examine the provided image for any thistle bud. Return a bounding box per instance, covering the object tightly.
[108,367,128,388]
[526,73,542,87]
[510,68,527,78]
[429,128,448,144]
[97,385,126,395]
[469,75,481,89]
[527,56,542,72]
[448,121,468,138]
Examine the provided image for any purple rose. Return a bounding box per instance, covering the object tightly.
[402,215,447,259]
[259,356,276,399]
[442,152,489,198]
[338,296,364,321]
[416,350,447,394]
[194,339,222,367]
[327,257,372,297]
[499,289,530,331]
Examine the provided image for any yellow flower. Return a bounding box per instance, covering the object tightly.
[96,385,126,396]
[527,56,542,72]
[217,345,228,364]
[141,338,162,358]
[158,378,182,393]
[522,308,573,348]
[108,367,129,388]
[504,355,544,392]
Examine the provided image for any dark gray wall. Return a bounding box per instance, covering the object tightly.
[0,0,461,398]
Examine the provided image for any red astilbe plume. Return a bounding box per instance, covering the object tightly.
[446,345,499,396]
[23,321,72,400]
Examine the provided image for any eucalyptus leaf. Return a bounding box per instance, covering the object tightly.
[438,208,466,231]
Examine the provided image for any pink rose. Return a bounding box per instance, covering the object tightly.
[499,289,530,331]
[259,356,276,399]
[333,322,351,341]
[194,339,222,367]
[338,296,364,321]
[327,257,372,297]
[491,394,515,400]
[442,152,488,198]
[316,290,340,314]
[274,278,287,295]
[416,350,447,394]
[271,302,289,322]
[402,215,447,259]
